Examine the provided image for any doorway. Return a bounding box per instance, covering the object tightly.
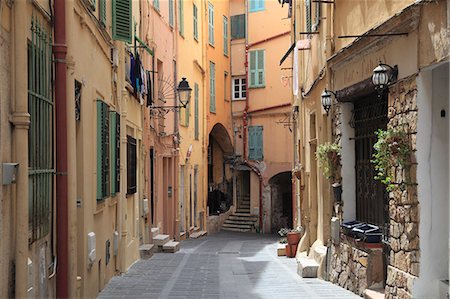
[269,172,293,233]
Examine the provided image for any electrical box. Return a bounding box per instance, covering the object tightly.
[2,163,19,185]
[113,231,119,256]
[87,232,96,266]
[142,198,149,215]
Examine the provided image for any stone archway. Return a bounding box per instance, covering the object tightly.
[269,172,292,233]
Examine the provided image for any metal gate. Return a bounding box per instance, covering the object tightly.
[352,94,388,227]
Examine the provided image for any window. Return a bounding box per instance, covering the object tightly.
[97,100,110,201]
[193,3,198,40]
[305,0,312,33]
[127,136,137,195]
[232,77,246,100]
[169,0,174,27]
[153,0,159,11]
[312,0,321,31]
[110,111,120,195]
[231,14,245,40]
[249,0,264,12]
[99,0,106,26]
[178,0,184,36]
[248,126,263,160]
[208,3,214,46]
[209,62,216,112]
[194,83,199,140]
[28,19,53,242]
[113,0,132,43]
[249,50,265,87]
[223,16,228,56]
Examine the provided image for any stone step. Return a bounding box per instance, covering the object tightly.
[139,244,155,259]
[228,215,258,221]
[221,226,252,232]
[297,257,319,278]
[152,234,170,246]
[277,243,286,256]
[189,230,207,239]
[364,288,385,299]
[225,218,256,224]
[233,212,257,217]
[151,227,159,238]
[162,241,180,253]
[235,209,251,214]
[222,223,252,229]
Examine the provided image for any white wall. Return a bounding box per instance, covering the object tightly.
[340,102,356,222]
[414,62,449,298]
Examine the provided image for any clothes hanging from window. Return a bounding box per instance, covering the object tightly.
[147,71,153,106]
[134,53,142,94]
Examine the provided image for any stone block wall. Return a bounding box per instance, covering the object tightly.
[329,242,383,296]
[384,76,419,299]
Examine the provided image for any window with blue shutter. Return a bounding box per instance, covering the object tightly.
[110,111,120,195]
[97,100,110,201]
[169,0,174,27]
[249,0,264,12]
[193,3,198,40]
[209,62,216,112]
[112,0,132,43]
[249,50,265,87]
[248,126,263,160]
[194,83,199,140]
[223,16,228,56]
[208,3,214,46]
[178,0,184,36]
[231,14,245,40]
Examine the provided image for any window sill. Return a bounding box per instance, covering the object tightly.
[94,200,106,215]
[249,85,265,89]
[232,98,246,101]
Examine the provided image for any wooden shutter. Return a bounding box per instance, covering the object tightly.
[231,14,245,39]
[127,136,137,195]
[210,62,216,112]
[257,50,265,87]
[248,126,256,160]
[99,0,106,26]
[110,111,120,195]
[112,0,132,43]
[255,126,263,160]
[194,83,199,140]
[169,0,174,27]
[97,100,110,200]
[249,51,256,87]
[223,16,228,55]
[250,50,264,87]
[208,3,214,45]
[193,4,198,40]
[178,0,184,36]
[306,0,312,33]
[250,0,264,12]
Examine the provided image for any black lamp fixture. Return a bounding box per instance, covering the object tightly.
[321,89,337,116]
[372,62,398,93]
[150,77,192,117]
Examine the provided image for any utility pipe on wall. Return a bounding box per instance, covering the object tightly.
[54,0,69,297]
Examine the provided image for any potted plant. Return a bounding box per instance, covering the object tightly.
[371,128,411,191]
[317,142,342,202]
[286,227,303,245]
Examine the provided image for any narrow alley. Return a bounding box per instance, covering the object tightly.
[98,232,359,299]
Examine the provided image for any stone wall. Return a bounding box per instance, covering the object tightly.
[384,76,419,299]
[329,242,383,296]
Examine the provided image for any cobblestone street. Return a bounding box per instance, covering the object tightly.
[98,232,359,299]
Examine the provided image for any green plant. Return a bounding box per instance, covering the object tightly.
[316,142,342,183]
[278,228,290,237]
[371,128,411,191]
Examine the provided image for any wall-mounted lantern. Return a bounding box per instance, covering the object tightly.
[321,89,337,116]
[372,62,398,93]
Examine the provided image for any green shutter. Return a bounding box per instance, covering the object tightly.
[248,126,263,160]
[112,0,132,43]
[153,0,159,10]
[193,4,198,40]
[210,62,216,112]
[306,0,311,32]
[231,14,245,39]
[169,0,174,27]
[194,83,199,140]
[258,50,265,86]
[178,0,184,36]
[223,16,228,56]
[208,3,214,45]
[249,50,264,87]
[250,0,264,12]
[97,100,110,200]
[110,111,120,195]
[255,126,263,160]
[99,0,106,26]
[185,102,190,126]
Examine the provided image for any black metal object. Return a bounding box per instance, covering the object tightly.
[353,94,389,227]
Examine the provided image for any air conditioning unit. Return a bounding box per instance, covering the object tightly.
[87,232,96,267]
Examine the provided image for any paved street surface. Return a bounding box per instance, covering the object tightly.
[98,231,359,299]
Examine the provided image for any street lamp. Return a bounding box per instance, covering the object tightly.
[372,62,398,92]
[321,89,337,116]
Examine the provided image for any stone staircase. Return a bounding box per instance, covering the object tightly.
[236,196,251,214]
[221,213,258,232]
[149,227,180,253]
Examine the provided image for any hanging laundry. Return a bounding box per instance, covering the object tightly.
[146,71,153,106]
[130,53,136,89]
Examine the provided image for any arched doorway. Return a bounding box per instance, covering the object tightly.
[269,172,292,233]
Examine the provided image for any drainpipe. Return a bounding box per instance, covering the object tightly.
[11,1,29,297]
[243,0,249,159]
[54,0,69,297]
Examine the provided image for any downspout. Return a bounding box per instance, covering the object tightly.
[243,0,249,159]
[54,0,69,297]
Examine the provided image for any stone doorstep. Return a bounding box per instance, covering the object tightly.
[297,257,319,278]
[152,234,170,246]
[151,227,159,238]
[189,230,207,239]
[179,231,187,240]
[277,243,286,256]
[139,244,155,259]
[364,287,385,299]
[162,241,180,253]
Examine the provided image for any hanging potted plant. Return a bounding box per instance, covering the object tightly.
[371,128,411,191]
[316,142,342,201]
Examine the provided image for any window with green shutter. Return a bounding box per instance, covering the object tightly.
[223,16,228,56]
[313,0,321,31]
[249,0,264,12]
[178,0,184,36]
[305,0,312,33]
[99,0,106,26]
[194,83,199,140]
[249,50,265,88]
[208,3,214,46]
[231,14,245,40]
[169,0,174,27]
[97,100,110,201]
[248,126,263,160]
[209,62,216,113]
[112,0,132,43]
[110,111,120,195]
[153,0,160,11]
[193,3,198,40]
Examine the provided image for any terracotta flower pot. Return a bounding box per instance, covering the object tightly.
[287,231,301,245]
[285,244,298,258]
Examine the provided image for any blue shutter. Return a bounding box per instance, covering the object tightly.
[169,0,174,27]
[249,50,264,87]
[208,3,214,45]
[223,16,228,55]
[255,126,263,160]
[250,0,264,12]
[248,126,256,160]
